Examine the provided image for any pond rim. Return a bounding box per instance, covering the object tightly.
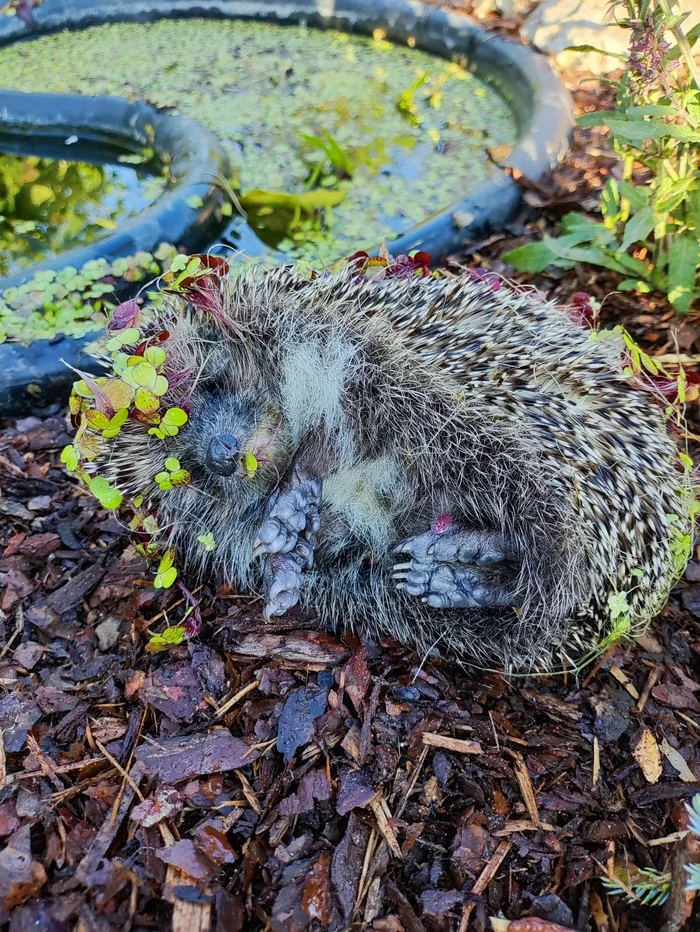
[0,0,572,415]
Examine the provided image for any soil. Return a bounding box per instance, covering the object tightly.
[0,73,699,932]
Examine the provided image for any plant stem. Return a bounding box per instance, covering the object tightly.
[658,0,700,91]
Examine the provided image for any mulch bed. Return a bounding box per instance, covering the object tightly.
[1,75,700,932]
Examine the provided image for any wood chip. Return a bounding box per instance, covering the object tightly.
[165,866,212,932]
[213,678,260,720]
[609,663,640,700]
[422,732,482,755]
[458,840,512,932]
[649,830,689,847]
[632,728,663,784]
[369,793,402,860]
[512,752,541,828]
[660,738,697,782]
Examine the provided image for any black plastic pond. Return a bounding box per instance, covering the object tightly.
[0,0,572,415]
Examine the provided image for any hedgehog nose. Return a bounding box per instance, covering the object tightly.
[205,434,241,477]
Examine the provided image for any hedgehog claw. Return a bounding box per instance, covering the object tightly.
[393,523,515,610]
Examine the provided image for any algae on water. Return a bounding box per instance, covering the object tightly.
[0,18,516,266]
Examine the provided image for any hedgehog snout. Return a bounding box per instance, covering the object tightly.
[205,433,242,478]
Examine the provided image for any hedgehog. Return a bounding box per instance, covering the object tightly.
[64,252,694,673]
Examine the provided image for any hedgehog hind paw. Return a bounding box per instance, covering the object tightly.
[393,525,515,610]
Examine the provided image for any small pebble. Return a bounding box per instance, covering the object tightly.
[95,616,122,652]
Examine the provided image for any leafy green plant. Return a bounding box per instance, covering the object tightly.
[504,0,700,313]
[602,867,672,906]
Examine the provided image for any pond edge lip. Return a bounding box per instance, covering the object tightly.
[0,90,232,291]
[0,0,572,416]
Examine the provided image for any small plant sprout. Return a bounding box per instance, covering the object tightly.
[604,795,700,906]
[154,457,191,491]
[242,451,259,478]
[602,867,672,907]
[148,407,189,440]
[153,550,178,589]
[146,622,187,652]
[88,477,123,510]
[197,532,216,552]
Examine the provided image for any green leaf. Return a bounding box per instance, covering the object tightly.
[154,566,178,589]
[144,346,166,368]
[240,187,347,212]
[501,241,556,273]
[668,235,700,315]
[575,110,617,127]
[186,195,204,209]
[564,44,627,60]
[60,445,79,472]
[618,181,650,211]
[102,408,129,439]
[164,457,181,471]
[620,207,655,252]
[197,532,216,552]
[625,104,678,118]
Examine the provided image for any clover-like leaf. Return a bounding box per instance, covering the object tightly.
[109,299,140,331]
[60,445,79,472]
[101,379,134,411]
[170,469,190,487]
[134,388,160,415]
[154,550,178,589]
[146,625,186,652]
[89,476,124,510]
[85,409,110,430]
[164,457,180,471]
[68,392,84,417]
[149,407,188,439]
[102,408,129,439]
[73,379,94,398]
[152,375,169,396]
[197,532,216,552]
[133,361,158,388]
[144,346,166,368]
[113,327,141,345]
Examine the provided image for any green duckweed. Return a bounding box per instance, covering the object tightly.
[1,19,516,266]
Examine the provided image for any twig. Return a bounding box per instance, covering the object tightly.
[458,840,512,932]
[634,665,660,714]
[512,752,541,829]
[213,679,260,720]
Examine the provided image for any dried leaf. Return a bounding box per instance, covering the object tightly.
[633,728,663,784]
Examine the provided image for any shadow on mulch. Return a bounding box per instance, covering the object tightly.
[0,74,699,932]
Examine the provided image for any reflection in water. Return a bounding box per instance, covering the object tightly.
[0,154,166,277]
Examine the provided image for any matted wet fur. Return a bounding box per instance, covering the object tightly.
[95,262,687,672]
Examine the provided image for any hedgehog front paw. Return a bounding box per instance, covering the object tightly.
[393,523,515,609]
[253,472,322,559]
